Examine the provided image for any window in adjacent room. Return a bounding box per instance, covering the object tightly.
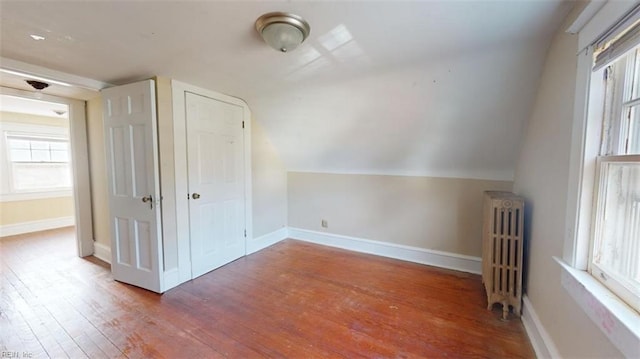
[6,135,72,191]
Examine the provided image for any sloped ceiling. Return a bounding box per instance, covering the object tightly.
[0,1,573,180]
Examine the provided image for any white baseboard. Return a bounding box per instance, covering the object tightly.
[247,227,289,255]
[522,295,560,359]
[94,227,478,292]
[93,242,112,264]
[0,216,75,237]
[287,227,481,274]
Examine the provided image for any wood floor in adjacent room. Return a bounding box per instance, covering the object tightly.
[1,227,535,358]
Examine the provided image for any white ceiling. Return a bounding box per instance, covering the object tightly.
[0,94,68,119]
[0,1,574,180]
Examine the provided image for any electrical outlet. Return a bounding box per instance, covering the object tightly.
[321,219,328,228]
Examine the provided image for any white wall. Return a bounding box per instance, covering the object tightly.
[513,5,622,357]
[86,96,111,249]
[252,119,287,238]
[250,44,548,182]
[288,172,512,257]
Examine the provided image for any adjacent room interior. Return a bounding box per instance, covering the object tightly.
[0,1,638,358]
[0,96,75,239]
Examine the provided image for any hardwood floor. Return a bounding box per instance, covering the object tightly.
[1,227,535,358]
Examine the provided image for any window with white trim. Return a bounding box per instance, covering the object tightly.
[6,135,72,191]
[590,42,640,313]
[0,122,72,200]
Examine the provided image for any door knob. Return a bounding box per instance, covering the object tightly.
[141,195,153,209]
[192,193,201,200]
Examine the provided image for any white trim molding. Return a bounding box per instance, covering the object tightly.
[247,227,289,255]
[574,1,640,53]
[555,257,640,358]
[0,216,74,237]
[93,242,112,264]
[0,57,110,91]
[288,227,481,274]
[0,190,73,202]
[521,295,561,359]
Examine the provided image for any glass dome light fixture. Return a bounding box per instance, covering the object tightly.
[255,12,310,53]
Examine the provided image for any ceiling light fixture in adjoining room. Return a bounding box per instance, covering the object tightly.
[255,12,310,53]
[26,80,49,90]
[0,68,72,87]
[25,80,49,99]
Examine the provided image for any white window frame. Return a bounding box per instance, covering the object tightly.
[601,52,636,156]
[7,134,72,190]
[558,2,640,357]
[0,121,73,201]
[590,155,640,312]
[586,47,640,315]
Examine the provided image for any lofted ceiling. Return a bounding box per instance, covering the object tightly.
[0,1,574,180]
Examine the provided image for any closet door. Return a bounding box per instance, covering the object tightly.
[102,80,164,293]
[186,92,246,278]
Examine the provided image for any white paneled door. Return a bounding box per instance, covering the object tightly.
[102,80,163,293]
[186,92,246,279]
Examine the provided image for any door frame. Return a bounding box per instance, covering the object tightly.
[168,80,252,289]
[0,86,94,257]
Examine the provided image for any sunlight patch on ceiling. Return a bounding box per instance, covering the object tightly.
[285,55,332,82]
[293,46,322,66]
[285,24,370,82]
[318,24,353,51]
[333,41,371,66]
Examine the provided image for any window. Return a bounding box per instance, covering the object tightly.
[557,4,640,354]
[0,121,72,200]
[6,135,72,191]
[590,46,640,313]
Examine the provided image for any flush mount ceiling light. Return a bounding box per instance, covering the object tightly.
[255,12,310,53]
[25,80,49,99]
[26,80,50,90]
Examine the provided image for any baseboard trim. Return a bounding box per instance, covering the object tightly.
[247,227,289,255]
[93,227,479,290]
[287,228,481,274]
[522,295,560,359]
[0,216,75,237]
[93,242,112,264]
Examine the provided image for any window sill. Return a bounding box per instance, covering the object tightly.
[0,190,73,202]
[554,257,639,358]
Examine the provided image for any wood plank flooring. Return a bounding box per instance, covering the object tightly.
[1,227,535,358]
